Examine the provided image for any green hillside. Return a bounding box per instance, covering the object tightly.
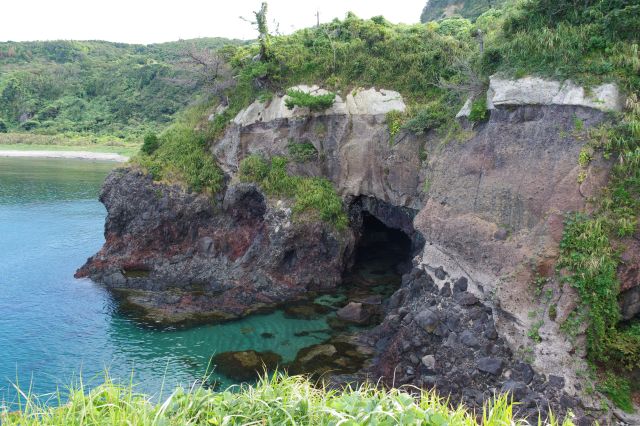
[420,0,506,22]
[0,38,245,141]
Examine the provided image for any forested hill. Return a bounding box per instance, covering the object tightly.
[0,38,245,139]
[420,0,507,21]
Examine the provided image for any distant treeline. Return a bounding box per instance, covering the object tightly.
[0,38,246,139]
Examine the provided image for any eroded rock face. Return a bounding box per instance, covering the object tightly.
[487,76,624,112]
[618,236,640,320]
[76,168,355,324]
[415,104,613,396]
[214,87,421,210]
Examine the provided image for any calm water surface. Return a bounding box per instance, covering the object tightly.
[0,158,339,404]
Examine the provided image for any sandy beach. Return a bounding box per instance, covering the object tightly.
[0,150,129,162]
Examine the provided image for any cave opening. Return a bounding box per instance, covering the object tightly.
[202,210,419,387]
[340,211,414,302]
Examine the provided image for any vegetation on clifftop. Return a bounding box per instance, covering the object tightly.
[0,373,574,425]
[420,0,508,22]
[135,106,224,194]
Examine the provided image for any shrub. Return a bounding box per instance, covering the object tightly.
[136,124,223,194]
[141,132,159,155]
[469,95,489,122]
[0,120,7,133]
[238,155,347,229]
[403,103,449,135]
[386,110,404,145]
[597,373,634,413]
[557,214,620,362]
[20,120,39,130]
[238,153,270,182]
[284,89,336,112]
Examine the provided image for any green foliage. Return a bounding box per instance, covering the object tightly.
[135,124,223,194]
[528,319,544,343]
[422,179,432,193]
[254,2,271,60]
[606,324,640,371]
[20,120,39,130]
[531,274,549,297]
[0,38,245,140]
[0,372,575,426]
[557,214,620,362]
[420,0,508,22]
[597,373,634,413]
[468,94,488,122]
[549,304,558,321]
[287,141,318,162]
[578,147,592,168]
[403,102,450,135]
[284,90,336,112]
[222,14,476,138]
[483,0,640,93]
[140,133,159,155]
[239,155,347,229]
[386,110,404,145]
[435,17,474,38]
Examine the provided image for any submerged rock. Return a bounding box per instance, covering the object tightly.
[287,339,369,378]
[284,302,331,320]
[211,350,282,381]
[336,302,366,323]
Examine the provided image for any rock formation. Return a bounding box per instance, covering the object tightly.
[78,80,635,422]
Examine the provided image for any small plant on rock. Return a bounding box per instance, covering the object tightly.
[285,90,336,112]
[468,95,489,123]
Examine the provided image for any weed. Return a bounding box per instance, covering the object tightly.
[386,110,404,145]
[239,155,347,229]
[597,373,634,413]
[528,319,544,343]
[0,372,576,425]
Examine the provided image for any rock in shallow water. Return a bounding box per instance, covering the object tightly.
[212,350,282,381]
[336,302,367,323]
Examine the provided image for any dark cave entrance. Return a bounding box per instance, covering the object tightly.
[338,210,415,307]
[352,212,413,283]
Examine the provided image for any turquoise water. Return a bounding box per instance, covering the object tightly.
[0,158,344,404]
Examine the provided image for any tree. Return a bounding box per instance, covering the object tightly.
[170,45,235,102]
[241,2,271,60]
[255,2,270,60]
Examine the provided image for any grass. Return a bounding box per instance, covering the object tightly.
[239,155,348,229]
[135,124,223,194]
[0,143,138,157]
[0,372,575,425]
[0,133,140,156]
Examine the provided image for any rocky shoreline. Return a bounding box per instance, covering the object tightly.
[77,80,637,423]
